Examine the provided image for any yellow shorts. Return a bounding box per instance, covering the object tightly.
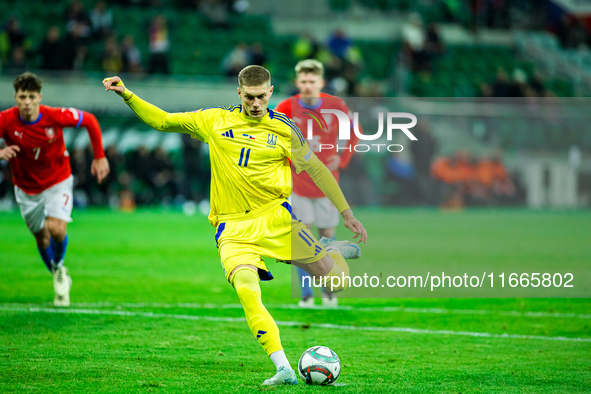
[215,199,327,282]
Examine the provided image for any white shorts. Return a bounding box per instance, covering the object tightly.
[291,193,339,229]
[15,176,74,234]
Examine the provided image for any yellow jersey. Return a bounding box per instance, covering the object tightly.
[123,95,350,226]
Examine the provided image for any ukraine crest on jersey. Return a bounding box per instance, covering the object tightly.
[183,105,312,226]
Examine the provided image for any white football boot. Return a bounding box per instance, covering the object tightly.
[319,237,362,259]
[52,264,72,307]
[298,297,315,308]
[321,292,338,308]
[262,366,298,386]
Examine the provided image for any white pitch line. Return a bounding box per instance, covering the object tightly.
[0,306,590,343]
[3,302,588,320]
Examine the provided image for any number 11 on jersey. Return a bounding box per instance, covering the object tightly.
[238,148,251,167]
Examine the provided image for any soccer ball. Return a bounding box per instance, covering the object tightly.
[298,346,340,385]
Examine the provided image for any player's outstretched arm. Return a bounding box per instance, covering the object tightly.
[76,109,110,184]
[0,145,20,160]
[102,76,196,135]
[91,157,110,184]
[103,75,133,99]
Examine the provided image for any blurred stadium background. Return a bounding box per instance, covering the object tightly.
[0,0,590,211]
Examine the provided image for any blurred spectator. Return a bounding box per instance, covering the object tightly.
[90,1,113,39]
[556,15,589,49]
[431,150,517,208]
[479,82,493,98]
[64,21,89,70]
[480,151,516,204]
[222,42,250,76]
[121,34,143,73]
[0,155,12,209]
[431,153,464,208]
[327,28,351,59]
[176,0,199,8]
[148,14,170,74]
[72,45,88,71]
[402,16,444,74]
[410,122,438,205]
[491,68,510,97]
[343,45,364,95]
[39,26,66,70]
[125,146,181,205]
[485,0,510,29]
[0,16,28,67]
[65,0,91,39]
[509,68,528,97]
[232,0,250,13]
[128,145,155,205]
[70,147,92,207]
[5,16,26,51]
[5,46,28,74]
[293,34,321,60]
[96,145,122,206]
[182,133,210,203]
[249,42,267,67]
[199,0,230,29]
[454,150,481,205]
[151,147,181,204]
[402,14,444,71]
[424,23,445,65]
[402,14,425,51]
[384,153,418,205]
[529,72,546,96]
[102,36,123,74]
[324,54,345,86]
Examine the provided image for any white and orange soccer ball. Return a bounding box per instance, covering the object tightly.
[298,346,341,385]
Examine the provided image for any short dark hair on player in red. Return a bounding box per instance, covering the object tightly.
[238,65,271,88]
[13,72,43,93]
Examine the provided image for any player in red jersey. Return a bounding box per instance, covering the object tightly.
[275,59,360,308]
[0,72,109,306]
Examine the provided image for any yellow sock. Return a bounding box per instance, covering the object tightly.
[232,268,283,355]
[324,249,350,293]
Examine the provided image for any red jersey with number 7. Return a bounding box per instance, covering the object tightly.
[0,105,105,194]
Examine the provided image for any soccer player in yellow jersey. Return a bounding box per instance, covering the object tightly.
[102,65,367,386]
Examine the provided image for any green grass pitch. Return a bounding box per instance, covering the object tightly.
[1,208,590,392]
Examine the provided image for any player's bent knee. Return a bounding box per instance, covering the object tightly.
[297,255,333,277]
[228,264,258,286]
[45,217,67,240]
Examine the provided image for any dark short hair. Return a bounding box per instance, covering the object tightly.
[238,65,271,88]
[13,72,43,93]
